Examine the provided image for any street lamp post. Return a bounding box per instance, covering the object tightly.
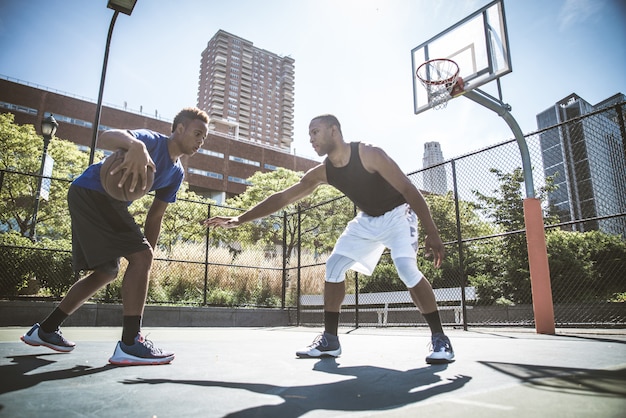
[88,0,138,166]
[29,114,58,241]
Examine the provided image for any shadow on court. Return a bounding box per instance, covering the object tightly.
[0,353,117,395]
[479,361,626,398]
[121,358,471,417]
[1,327,625,417]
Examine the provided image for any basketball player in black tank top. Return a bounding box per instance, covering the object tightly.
[204,114,454,364]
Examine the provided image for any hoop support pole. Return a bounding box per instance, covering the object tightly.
[463,89,534,198]
[524,198,555,334]
[462,88,555,334]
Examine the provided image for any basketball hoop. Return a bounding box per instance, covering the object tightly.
[416,58,464,109]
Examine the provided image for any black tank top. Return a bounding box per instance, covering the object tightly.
[325,142,406,216]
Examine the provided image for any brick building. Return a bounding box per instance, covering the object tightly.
[0,77,319,203]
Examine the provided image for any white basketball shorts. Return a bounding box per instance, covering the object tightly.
[329,203,420,277]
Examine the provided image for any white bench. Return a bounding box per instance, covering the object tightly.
[299,286,476,325]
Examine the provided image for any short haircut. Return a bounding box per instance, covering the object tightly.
[172,107,209,133]
[312,114,342,135]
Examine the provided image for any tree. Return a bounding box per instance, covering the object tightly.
[418,192,495,288]
[212,168,350,263]
[0,113,97,240]
[546,229,626,303]
[471,167,558,304]
[0,231,33,295]
[359,192,495,293]
[128,183,212,254]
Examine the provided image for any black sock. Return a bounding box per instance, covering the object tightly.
[423,310,444,335]
[40,307,69,333]
[122,316,142,345]
[324,311,340,336]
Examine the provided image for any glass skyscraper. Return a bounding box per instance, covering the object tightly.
[536,93,626,236]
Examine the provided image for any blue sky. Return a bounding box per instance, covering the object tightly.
[0,0,624,172]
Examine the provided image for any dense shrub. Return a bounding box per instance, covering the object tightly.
[0,232,33,295]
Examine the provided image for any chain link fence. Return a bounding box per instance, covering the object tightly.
[1,103,625,328]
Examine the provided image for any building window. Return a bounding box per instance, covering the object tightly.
[228,176,252,185]
[42,111,95,129]
[197,149,224,158]
[188,167,223,179]
[0,101,37,115]
[229,155,260,167]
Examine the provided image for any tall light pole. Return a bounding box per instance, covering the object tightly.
[29,114,58,241]
[88,0,138,166]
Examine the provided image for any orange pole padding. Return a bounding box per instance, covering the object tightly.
[523,198,555,334]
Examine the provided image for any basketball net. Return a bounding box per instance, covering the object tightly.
[416,59,463,110]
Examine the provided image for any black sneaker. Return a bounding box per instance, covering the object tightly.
[109,333,174,366]
[296,332,341,358]
[21,323,76,353]
[426,333,454,364]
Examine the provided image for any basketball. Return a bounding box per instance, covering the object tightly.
[100,149,154,201]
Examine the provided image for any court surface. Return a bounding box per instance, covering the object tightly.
[1,326,625,417]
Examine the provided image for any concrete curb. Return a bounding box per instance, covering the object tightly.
[0,300,291,327]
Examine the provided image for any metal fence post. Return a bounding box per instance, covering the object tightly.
[281,211,287,309]
[203,204,211,306]
[296,205,302,326]
[352,203,360,328]
[451,159,469,330]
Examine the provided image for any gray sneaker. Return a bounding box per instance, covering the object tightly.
[21,323,76,353]
[296,332,341,358]
[426,333,454,364]
[109,333,174,366]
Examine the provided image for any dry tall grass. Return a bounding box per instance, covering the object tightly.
[91,242,332,307]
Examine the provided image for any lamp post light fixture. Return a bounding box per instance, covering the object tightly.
[106,0,137,15]
[88,0,138,166]
[29,114,58,241]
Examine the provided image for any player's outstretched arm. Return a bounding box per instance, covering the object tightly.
[202,216,241,229]
[201,164,326,229]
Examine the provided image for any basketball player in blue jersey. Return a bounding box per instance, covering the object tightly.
[203,114,454,364]
[21,107,209,365]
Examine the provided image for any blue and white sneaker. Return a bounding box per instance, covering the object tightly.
[426,332,454,364]
[109,333,174,366]
[21,323,76,353]
[296,332,341,358]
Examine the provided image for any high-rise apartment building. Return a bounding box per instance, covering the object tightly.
[197,30,295,151]
[422,141,447,195]
[536,92,626,236]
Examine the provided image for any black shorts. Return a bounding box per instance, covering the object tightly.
[68,184,150,275]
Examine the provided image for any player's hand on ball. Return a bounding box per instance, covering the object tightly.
[201,216,241,229]
[110,144,156,193]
